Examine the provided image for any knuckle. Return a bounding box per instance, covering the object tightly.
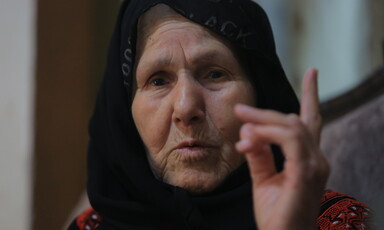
[287,126,302,140]
[240,123,253,138]
[287,113,300,124]
[286,113,302,126]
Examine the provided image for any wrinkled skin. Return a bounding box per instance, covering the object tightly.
[132,4,329,230]
[132,8,256,194]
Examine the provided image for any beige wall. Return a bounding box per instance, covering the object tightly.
[0,0,35,229]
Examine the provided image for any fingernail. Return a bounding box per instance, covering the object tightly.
[235,104,250,111]
[241,124,253,138]
[236,139,251,151]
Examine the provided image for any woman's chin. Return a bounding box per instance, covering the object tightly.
[164,169,226,194]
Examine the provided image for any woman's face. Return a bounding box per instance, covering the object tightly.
[132,12,256,194]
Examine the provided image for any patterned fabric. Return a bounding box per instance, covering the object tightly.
[317,191,372,230]
[75,207,102,230]
[72,191,372,230]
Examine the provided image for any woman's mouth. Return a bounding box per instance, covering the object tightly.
[174,140,215,162]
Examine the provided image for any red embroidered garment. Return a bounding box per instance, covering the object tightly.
[75,207,102,230]
[70,191,372,230]
[317,191,372,230]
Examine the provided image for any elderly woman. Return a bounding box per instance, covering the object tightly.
[68,0,371,229]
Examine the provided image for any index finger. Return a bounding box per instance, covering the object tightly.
[300,68,322,144]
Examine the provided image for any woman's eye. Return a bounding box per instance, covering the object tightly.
[150,78,167,86]
[207,71,224,79]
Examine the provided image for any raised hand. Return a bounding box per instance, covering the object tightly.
[235,69,329,230]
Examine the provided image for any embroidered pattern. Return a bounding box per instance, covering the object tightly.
[75,191,372,230]
[76,207,102,230]
[317,191,372,230]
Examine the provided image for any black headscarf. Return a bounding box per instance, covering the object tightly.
[87,0,300,229]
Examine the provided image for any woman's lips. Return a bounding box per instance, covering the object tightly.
[174,140,216,163]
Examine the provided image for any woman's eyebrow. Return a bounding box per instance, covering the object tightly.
[138,49,232,75]
[137,53,172,74]
[190,50,230,64]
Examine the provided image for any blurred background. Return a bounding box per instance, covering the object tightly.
[0,0,382,229]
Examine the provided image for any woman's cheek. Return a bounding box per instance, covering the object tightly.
[140,115,168,153]
[132,96,164,151]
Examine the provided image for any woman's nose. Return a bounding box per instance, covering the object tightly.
[171,78,205,127]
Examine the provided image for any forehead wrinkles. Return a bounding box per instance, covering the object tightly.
[136,24,236,79]
[146,21,209,49]
[136,4,211,60]
[134,4,242,81]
